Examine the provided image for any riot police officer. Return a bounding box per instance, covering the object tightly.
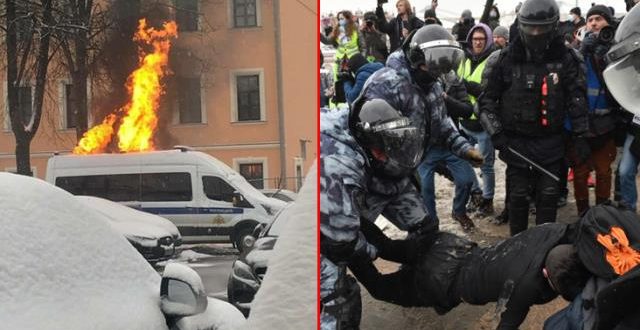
[479,0,590,236]
[320,24,483,329]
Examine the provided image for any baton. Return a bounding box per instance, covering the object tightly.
[507,147,560,182]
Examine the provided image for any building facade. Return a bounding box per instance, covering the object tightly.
[0,0,317,191]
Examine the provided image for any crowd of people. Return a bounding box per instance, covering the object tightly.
[320,0,640,329]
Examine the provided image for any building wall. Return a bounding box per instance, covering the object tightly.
[0,0,317,192]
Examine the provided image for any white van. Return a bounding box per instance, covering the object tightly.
[46,148,287,251]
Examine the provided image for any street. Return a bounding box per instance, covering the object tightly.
[157,244,239,299]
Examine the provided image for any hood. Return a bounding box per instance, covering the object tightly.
[466,23,494,57]
[356,61,385,76]
[76,196,176,241]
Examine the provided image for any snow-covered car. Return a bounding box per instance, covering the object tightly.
[259,188,298,202]
[0,173,245,330]
[227,202,293,316]
[75,195,182,264]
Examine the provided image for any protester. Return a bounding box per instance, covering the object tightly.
[375,0,424,52]
[568,5,618,215]
[493,26,509,49]
[341,53,384,105]
[487,5,501,30]
[360,11,389,63]
[452,9,475,44]
[458,23,496,217]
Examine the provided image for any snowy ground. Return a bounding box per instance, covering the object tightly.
[365,155,610,329]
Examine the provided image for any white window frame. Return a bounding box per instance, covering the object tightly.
[173,75,207,125]
[228,0,262,28]
[233,157,268,189]
[230,68,266,123]
[3,81,34,132]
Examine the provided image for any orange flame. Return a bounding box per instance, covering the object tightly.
[73,19,178,154]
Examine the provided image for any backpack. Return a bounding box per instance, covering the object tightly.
[574,203,640,281]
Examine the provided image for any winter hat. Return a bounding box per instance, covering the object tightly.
[347,53,368,74]
[570,7,581,16]
[587,5,613,24]
[493,26,509,40]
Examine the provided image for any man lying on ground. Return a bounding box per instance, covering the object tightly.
[349,219,590,330]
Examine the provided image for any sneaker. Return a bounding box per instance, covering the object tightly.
[557,195,567,207]
[467,190,483,212]
[478,198,494,216]
[452,213,476,231]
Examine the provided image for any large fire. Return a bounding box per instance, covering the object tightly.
[73,19,178,155]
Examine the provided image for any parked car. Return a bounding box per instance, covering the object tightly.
[259,188,298,202]
[46,147,287,252]
[76,195,182,264]
[227,203,293,316]
[0,173,245,329]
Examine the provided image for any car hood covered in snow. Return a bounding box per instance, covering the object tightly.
[0,174,166,329]
[75,195,180,240]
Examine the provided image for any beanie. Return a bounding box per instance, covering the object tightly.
[347,53,368,74]
[587,5,612,24]
[493,26,509,39]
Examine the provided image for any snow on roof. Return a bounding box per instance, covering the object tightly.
[0,173,167,329]
[244,162,317,329]
[76,195,179,238]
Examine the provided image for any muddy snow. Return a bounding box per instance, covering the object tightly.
[366,156,601,329]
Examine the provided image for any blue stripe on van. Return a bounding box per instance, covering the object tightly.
[138,207,244,215]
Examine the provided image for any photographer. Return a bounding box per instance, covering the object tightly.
[361,11,389,63]
[568,5,619,215]
[375,0,424,52]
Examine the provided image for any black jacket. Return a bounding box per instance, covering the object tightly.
[375,6,424,52]
[350,221,574,330]
[478,35,589,167]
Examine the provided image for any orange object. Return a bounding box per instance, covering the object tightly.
[540,77,548,127]
[596,226,640,276]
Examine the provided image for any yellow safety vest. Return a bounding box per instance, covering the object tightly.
[457,58,487,120]
[334,31,360,62]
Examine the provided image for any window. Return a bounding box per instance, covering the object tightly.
[56,174,140,201]
[174,0,198,32]
[239,163,263,189]
[203,176,236,202]
[236,74,260,121]
[177,77,202,124]
[55,172,192,202]
[64,84,76,129]
[141,172,192,201]
[233,0,257,28]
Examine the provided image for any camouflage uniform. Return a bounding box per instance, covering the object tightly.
[320,50,473,329]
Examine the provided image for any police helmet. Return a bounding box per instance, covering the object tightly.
[351,99,425,178]
[405,25,465,78]
[604,4,640,115]
[517,0,559,53]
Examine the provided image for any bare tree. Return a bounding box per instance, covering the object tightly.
[4,0,54,176]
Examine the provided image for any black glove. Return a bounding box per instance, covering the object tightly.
[491,132,509,152]
[573,136,592,165]
[336,71,353,82]
[321,235,357,264]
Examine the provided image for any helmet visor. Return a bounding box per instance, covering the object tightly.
[421,46,465,77]
[379,126,425,171]
[603,54,640,115]
[519,23,554,36]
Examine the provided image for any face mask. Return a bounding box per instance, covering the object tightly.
[490,11,497,18]
[412,68,437,91]
[339,19,347,27]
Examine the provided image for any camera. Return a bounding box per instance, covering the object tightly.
[366,20,374,27]
[377,0,388,5]
[598,26,615,43]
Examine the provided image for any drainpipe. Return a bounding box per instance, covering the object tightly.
[273,0,287,188]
